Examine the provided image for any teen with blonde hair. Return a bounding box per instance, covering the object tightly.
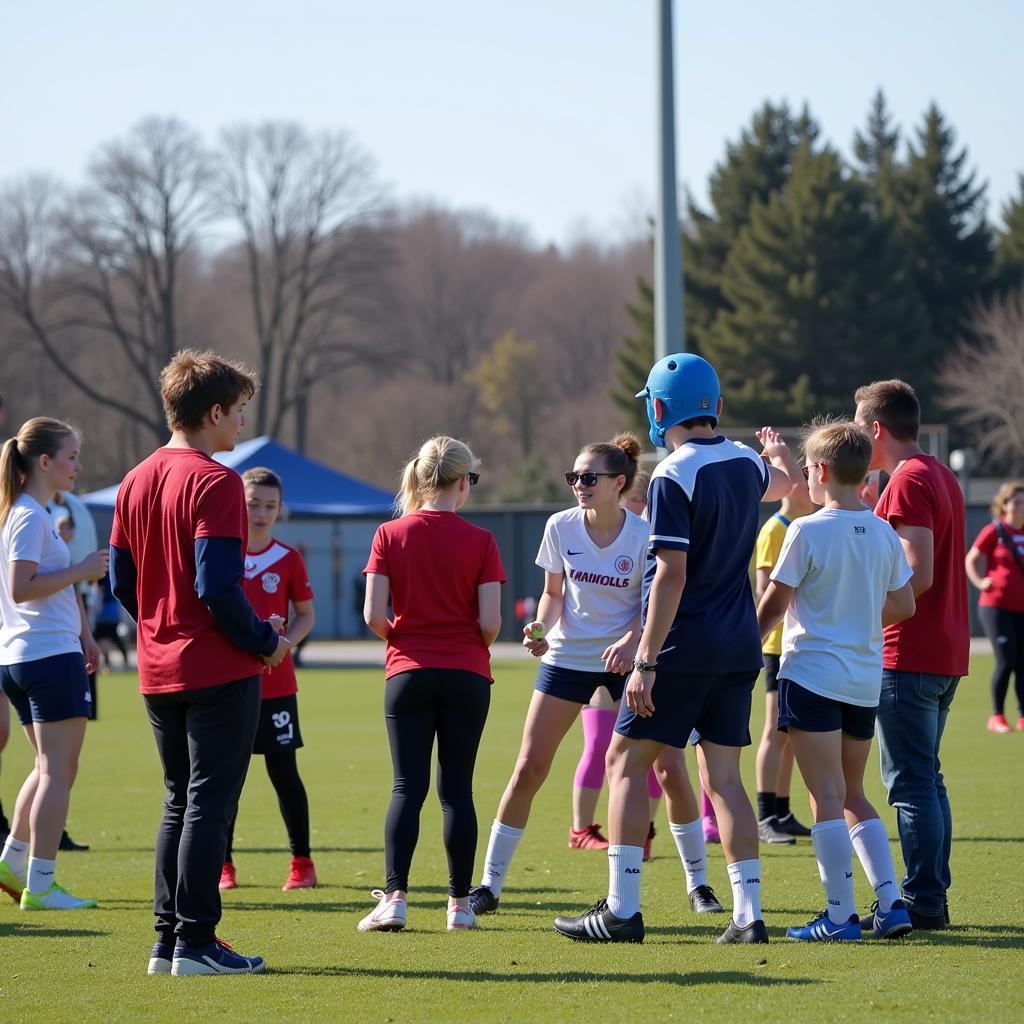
[0,418,106,910]
[360,436,505,933]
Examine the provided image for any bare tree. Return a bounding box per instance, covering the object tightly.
[0,118,214,444]
[216,122,387,449]
[939,289,1024,466]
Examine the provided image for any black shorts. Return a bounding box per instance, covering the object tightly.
[93,621,121,642]
[777,678,876,740]
[252,693,304,755]
[534,663,626,705]
[0,652,91,725]
[615,668,758,749]
[763,653,781,693]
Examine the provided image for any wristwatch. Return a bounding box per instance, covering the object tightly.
[632,658,658,673]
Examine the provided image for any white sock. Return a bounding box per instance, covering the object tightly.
[669,819,707,893]
[607,845,643,918]
[811,819,856,924]
[850,817,899,913]
[27,856,57,894]
[1,835,29,879]
[726,858,762,928]
[479,820,524,896]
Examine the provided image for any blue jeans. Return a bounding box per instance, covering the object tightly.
[876,670,960,917]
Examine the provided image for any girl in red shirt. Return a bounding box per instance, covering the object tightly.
[359,436,504,933]
[966,480,1024,733]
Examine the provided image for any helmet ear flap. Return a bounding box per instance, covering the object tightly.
[652,397,666,424]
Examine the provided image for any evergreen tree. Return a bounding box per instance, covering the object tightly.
[852,89,900,216]
[611,276,655,433]
[888,104,994,412]
[703,145,928,422]
[995,174,1024,292]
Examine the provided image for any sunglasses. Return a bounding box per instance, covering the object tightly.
[565,471,621,487]
[468,472,480,486]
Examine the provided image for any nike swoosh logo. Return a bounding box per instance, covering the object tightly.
[567,550,583,556]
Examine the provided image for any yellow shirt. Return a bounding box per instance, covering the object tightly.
[755,512,806,656]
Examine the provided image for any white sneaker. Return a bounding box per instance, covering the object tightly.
[357,889,406,932]
[447,904,476,931]
[20,881,97,910]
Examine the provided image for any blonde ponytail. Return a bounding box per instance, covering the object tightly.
[396,436,477,517]
[0,418,78,529]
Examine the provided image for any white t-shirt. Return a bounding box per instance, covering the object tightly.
[771,508,911,706]
[0,494,83,665]
[535,507,649,672]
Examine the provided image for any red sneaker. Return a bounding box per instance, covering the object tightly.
[568,824,610,850]
[283,856,318,891]
[1016,717,1024,732]
[642,821,656,862]
[987,714,1012,734]
[218,863,237,890]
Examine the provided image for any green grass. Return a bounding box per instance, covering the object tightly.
[1,656,1021,1023]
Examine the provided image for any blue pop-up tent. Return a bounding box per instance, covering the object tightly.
[81,436,395,518]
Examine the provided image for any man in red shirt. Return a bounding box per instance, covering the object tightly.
[854,380,969,931]
[110,350,291,976]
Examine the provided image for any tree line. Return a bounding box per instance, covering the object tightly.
[1,93,1022,499]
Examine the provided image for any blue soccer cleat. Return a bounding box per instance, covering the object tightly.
[861,899,914,939]
[786,910,861,942]
[171,936,265,975]
[148,940,174,975]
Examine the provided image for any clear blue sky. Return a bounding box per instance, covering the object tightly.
[2,0,1020,245]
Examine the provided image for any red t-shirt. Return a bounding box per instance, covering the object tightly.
[242,540,315,699]
[973,522,1024,612]
[874,454,969,675]
[111,447,264,694]
[363,510,506,680]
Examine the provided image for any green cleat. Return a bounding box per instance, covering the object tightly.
[20,881,97,910]
[0,860,25,902]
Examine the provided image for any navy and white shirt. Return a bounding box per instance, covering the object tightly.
[644,436,769,674]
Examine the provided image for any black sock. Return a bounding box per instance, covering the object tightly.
[757,791,776,822]
[776,795,791,819]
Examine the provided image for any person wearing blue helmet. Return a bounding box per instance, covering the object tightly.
[554,353,802,945]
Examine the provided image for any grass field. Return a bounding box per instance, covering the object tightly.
[1,655,1022,1023]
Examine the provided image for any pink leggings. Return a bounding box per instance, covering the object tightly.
[574,707,663,798]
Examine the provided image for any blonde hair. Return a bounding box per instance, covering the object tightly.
[397,436,477,517]
[0,418,79,529]
[803,420,872,486]
[991,480,1024,520]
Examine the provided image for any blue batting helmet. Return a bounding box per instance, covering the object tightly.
[635,353,721,448]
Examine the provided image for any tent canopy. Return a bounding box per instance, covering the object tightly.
[81,436,396,517]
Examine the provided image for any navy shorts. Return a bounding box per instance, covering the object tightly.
[763,653,781,694]
[534,663,626,705]
[615,668,758,749]
[252,693,304,755]
[777,678,876,740]
[0,652,91,725]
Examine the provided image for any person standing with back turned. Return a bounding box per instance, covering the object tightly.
[110,350,292,976]
[853,379,969,930]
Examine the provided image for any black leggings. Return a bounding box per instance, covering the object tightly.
[225,749,310,861]
[384,668,490,897]
[978,605,1024,716]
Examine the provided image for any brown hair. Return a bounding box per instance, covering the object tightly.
[853,379,920,442]
[0,418,79,528]
[991,480,1024,520]
[804,420,873,486]
[397,436,477,517]
[160,349,258,433]
[581,432,642,494]
[242,466,283,496]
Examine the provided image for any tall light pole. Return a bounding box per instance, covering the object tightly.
[655,0,684,364]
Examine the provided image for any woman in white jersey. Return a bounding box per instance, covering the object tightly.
[0,419,106,910]
[471,435,722,917]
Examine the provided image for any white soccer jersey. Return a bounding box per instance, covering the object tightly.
[535,507,649,672]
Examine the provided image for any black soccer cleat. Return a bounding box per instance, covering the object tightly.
[59,831,90,852]
[469,885,499,915]
[688,884,725,914]
[553,898,644,943]
[716,917,769,944]
[777,812,813,838]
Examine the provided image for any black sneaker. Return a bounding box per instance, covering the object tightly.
[59,831,90,852]
[777,812,812,837]
[688,884,725,913]
[469,885,499,915]
[757,816,795,845]
[906,905,946,930]
[716,918,769,944]
[553,898,644,943]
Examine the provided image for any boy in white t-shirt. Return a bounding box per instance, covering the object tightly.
[756,421,917,941]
